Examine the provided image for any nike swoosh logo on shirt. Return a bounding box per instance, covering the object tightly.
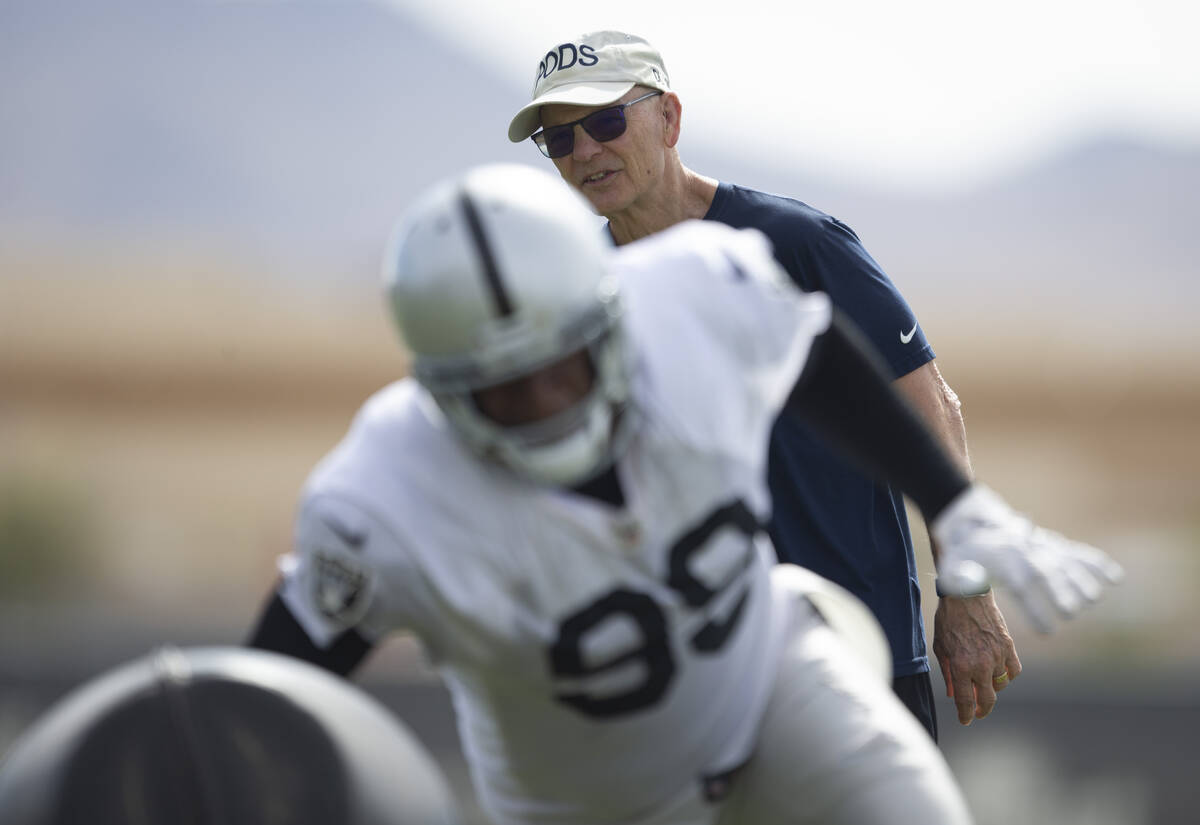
[900,324,917,344]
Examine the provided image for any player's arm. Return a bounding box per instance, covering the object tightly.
[785,309,969,520]
[246,495,388,677]
[247,590,374,677]
[784,308,1123,632]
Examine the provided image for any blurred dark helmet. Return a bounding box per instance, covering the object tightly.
[0,646,460,825]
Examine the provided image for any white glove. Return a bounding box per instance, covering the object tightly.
[931,484,1124,633]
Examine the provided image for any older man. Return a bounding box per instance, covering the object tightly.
[508,31,1019,738]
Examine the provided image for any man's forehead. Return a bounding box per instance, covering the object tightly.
[539,90,645,128]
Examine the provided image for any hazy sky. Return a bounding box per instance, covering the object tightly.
[386,0,1199,193]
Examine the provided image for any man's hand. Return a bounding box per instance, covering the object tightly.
[932,592,1021,725]
[932,484,1124,633]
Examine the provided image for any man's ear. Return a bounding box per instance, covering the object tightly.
[663,93,683,148]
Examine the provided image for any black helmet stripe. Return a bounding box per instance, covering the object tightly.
[459,190,515,317]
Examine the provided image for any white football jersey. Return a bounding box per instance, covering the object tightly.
[277,221,832,825]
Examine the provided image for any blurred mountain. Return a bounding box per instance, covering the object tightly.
[0,0,535,280]
[693,135,1200,327]
[2,0,1198,336]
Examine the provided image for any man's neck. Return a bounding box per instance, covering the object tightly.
[606,166,718,246]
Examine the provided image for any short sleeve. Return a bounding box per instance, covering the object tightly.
[785,216,933,379]
[278,493,401,649]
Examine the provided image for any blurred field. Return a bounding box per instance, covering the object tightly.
[2,267,399,645]
[3,262,1199,665]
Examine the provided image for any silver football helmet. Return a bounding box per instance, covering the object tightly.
[382,164,632,486]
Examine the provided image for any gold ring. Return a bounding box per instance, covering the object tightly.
[993,672,1010,686]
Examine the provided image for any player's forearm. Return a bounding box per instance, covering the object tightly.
[247,590,374,677]
[785,309,971,520]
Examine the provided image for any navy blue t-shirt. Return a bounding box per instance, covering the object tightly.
[706,182,935,677]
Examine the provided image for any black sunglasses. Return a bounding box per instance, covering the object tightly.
[531,91,663,159]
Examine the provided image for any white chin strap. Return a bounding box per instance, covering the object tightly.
[496,401,615,486]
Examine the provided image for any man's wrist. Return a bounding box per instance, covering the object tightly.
[935,577,991,598]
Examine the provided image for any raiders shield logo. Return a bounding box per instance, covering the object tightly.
[311,551,372,625]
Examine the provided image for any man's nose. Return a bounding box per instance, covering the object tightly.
[572,125,603,161]
[526,372,580,419]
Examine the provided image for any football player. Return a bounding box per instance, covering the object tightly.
[248,163,1121,825]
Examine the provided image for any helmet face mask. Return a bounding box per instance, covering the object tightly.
[384,164,634,486]
[441,324,631,486]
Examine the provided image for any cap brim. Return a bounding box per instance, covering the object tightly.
[507,81,637,142]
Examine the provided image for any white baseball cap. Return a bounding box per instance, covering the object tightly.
[507,31,671,143]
